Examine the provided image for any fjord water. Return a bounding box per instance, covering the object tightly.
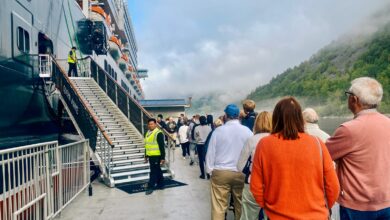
[318,117,352,136]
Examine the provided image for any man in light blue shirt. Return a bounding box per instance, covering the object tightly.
[206,104,253,220]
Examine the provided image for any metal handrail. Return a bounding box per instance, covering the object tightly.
[52,58,114,147]
[85,56,176,165]
[86,56,174,137]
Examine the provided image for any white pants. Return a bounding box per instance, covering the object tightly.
[189,142,198,162]
[240,184,260,220]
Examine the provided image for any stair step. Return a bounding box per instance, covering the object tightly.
[111,159,148,166]
[100,151,144,158]
[111,156,144,162]
[113,173,171,185]
[112,163,149,171]
[109,148,144,154]
[112,165,167,172]
[111,169,150,177]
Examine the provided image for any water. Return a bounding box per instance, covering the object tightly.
[318,117,352,135]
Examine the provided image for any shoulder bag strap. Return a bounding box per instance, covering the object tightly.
[314,136,331,220]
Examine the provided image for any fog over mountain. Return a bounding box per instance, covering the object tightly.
[128,0,389,113]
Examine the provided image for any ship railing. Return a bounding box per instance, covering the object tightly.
[55,58,90,77]
[38,54,53,78]
[86,56,176,168]
[0,140,90,220]
[53,56,174,173]
[51,57,115,185]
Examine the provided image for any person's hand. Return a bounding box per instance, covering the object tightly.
[160,160,165,165]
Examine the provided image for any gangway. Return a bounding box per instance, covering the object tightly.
[49,56,175,187]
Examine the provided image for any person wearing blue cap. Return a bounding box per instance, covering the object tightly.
[206,104,253,220]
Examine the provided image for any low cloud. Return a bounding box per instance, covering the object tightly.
[130,0,389,103]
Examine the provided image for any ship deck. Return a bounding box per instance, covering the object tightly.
[54,148,235,220]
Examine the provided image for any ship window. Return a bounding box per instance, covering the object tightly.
[17,27,30,53]
[114,72,117,80]
[104,60,107,71]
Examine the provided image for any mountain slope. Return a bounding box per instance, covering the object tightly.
[247,22,390,115]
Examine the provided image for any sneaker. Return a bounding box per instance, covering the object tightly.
[189,161,194,166]
[145,189,153,195]
[182,157,186,160]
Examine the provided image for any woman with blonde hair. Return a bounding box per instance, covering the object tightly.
[237,111,272,220]
[250,97,339,220]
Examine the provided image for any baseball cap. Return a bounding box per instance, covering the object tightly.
[224,104,240,118]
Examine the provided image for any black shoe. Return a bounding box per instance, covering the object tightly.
[145,189,153,195]
[157,185,164,190]
[189,161,194,166]
[199,175,206,179]
[207,174,210,179]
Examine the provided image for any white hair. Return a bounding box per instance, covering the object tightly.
[302,108,319,123]
[349,77,383,106]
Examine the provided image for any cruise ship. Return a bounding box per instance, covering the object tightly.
[0,0,177,219]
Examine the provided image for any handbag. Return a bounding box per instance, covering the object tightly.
[313,137,332,220]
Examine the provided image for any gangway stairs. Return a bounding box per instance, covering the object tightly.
[71,77,171,186]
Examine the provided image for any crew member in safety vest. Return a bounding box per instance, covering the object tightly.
[144,118,165,195]
[67,46,78,77]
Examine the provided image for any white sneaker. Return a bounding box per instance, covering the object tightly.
[182,157,186,160]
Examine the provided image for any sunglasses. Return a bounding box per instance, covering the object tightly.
[344,91,355,97]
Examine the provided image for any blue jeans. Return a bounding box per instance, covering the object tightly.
[340,206,390,220]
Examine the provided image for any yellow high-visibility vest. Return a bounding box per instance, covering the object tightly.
[144,128,162,156]
[67,50,77,64]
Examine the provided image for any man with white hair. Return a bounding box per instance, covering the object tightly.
[326,77,390,220]
[302,108,330,142]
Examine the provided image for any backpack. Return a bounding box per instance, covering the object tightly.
[242,155,252,184]
[191,123,200,141]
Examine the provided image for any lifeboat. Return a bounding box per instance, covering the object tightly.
[109,36,121,60]
[119,54,128,72]
[90,6,107,23]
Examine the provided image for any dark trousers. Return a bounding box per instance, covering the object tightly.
[340,206,390,220]
[148,156,164,189]
[181,142,190,157]
[67,63,78,77]
[197,144,206,177]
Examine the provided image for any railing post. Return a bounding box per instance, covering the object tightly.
[141,111,144,135]
[105,74,108,93]
[58,146,63,210]
[126,96,130,119]
[96,66,99,85]
[115,85,118,105]
[45,144,52,217]
[84,141,89,186]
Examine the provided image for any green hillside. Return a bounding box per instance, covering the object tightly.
[247,23,390,115]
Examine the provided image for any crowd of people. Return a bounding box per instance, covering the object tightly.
[148,77,390,220]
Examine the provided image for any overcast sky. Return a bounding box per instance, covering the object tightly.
[128,0,388,101]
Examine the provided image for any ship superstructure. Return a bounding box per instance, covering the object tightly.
[0,0,146,148]
[0,1,174,219]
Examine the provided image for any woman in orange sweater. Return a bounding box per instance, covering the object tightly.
[250,97,339,220]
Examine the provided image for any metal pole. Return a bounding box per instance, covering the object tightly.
[105,74,108,93]
[45,144,52,217]
[115,85,118,105]
[141,111,144,135]
[126,96,130,119]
